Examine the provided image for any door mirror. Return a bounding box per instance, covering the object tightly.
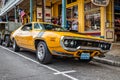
[26,26,31,31]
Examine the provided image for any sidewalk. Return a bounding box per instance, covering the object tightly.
[93,43,120,67]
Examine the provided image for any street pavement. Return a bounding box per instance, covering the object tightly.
[0,45,120,80]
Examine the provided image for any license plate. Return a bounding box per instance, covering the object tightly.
[80,53,90,60]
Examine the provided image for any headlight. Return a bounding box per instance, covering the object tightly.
[70,40,77,48]
[70,40,74,46]
[64,39,77,48]
[100,44,103,48]
[64,39,69,46]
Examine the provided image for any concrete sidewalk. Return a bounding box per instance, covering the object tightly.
[93,43,120,67]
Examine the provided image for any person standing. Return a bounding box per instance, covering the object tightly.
[71,20,78,31]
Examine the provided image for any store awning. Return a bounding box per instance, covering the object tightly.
[0,0,23,16]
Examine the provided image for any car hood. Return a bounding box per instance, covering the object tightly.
[46,31,104,41]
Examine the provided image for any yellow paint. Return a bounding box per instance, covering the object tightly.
[53,3,58,17]
[78,0,85,32]
[84,0,91,3]
[100,7,106,36]
[52,1,61,17]
[66,2,78,8]
[106,0,114,28]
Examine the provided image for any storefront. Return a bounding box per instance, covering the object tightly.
[52,0,114,41]
[0,0,114,41]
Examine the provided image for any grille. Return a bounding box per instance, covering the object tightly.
[63,39,111,50]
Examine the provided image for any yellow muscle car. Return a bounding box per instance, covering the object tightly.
[11,22,111,64]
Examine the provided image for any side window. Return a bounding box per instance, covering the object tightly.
[45,24,53,30]
[21,24,32,31]
[34,23,42,30]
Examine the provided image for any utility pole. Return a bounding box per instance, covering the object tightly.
[14,6,17,22]
[62,0,66,29]
[6,12,8,22]
[42,0,45,22]
[30,0,33,22]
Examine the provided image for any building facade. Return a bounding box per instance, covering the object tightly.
[0,0,116,42]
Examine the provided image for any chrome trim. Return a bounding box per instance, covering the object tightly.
[60,36,111,53]
[78,46,109,53]
[52,50,73,57]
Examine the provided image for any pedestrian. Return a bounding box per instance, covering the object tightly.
[71,20,78,31]
[66,17,71,30]
[57,16,61,25]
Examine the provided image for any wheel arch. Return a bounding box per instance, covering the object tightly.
[34,39,46,49]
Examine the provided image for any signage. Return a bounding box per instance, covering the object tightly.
[91,0,110,6]
[37,8,51,19]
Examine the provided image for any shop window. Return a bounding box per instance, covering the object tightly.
[115,10,120,41]
[58,4,62,16]
[66,6,78,31]
[67,0,77,4]
[85,2,100,31]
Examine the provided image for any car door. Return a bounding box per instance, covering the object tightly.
[24,23,35,50]
[14,25,24,47]
[20,23,33,49]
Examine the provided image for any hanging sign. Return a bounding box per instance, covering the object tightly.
[91,0,110,7]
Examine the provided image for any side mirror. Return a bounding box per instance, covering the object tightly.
[26,27,31,31]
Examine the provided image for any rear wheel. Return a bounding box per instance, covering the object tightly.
[5,36,10,47]
[0,39,2,45]
[13,40,20,52]
[36,41,52,64]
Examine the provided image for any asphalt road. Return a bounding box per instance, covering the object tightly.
[0,46,120,80]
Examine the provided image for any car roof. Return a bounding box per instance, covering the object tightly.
[31,22,60,27]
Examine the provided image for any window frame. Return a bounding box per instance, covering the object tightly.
[21,23,32,31]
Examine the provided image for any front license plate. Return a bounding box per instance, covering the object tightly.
[80,53,90,60]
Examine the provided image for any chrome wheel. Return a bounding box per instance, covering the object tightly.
[37,42,52,64]
[37,43,45,60]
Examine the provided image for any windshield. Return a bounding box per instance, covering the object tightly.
[34,23,67,31]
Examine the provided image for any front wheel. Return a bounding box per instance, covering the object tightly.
[5,36,10,47]
[13,40,20,52]
[36,42,52,64]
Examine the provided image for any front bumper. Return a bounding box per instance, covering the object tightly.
[51,49,103,58]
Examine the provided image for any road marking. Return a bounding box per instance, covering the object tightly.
[54,70,76,75]
[0,46,78,80]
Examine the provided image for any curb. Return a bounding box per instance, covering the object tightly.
[112,43,120,46]
[93,57,120,67]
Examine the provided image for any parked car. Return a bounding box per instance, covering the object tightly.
[11,22,111,64]
[0,22,22,47]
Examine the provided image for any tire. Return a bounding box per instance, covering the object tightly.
[36,42,52,64]
[13,40,20,52]
[0,39,2,45]
[5,36,10,47]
